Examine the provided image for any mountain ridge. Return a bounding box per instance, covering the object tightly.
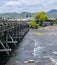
[0,9,57,19]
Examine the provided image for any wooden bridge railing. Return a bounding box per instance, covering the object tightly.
[0,20,29,55]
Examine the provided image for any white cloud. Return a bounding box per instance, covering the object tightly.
[5,1,21,6]
[18,0,45,5]
[5,0,45,6]
[0,0,57,13]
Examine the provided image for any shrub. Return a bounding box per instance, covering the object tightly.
[29,20,38,29]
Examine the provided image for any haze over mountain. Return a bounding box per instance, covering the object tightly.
[0,9,57,19]
[47,9,57,18]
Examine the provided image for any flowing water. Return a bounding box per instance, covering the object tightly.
[32,29,57,65]
[6,28,57,65]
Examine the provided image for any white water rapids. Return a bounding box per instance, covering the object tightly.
[33,39,57,65]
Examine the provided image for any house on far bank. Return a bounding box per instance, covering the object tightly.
[42,18,56,26]
[17,17,34,22]
[42,21,50,26]
[48,18,56,21]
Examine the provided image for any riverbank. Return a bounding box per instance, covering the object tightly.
[38,25,57,30]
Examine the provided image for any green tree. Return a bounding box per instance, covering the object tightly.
[55,18,57,24]
[26,14,29,17]
[29,15,31,17]
[34,11,48,25]
[29,20,38,29]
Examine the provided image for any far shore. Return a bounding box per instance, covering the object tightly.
[38,25,57,30]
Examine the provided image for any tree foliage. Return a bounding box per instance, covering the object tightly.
[34,11,48,25]
[26,14,31,17]
[55,18,57,24]
[29,20,38,29]
[26,14,29,17]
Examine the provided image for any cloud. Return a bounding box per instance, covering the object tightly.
[5,1,21,6]
[0,0,57,13]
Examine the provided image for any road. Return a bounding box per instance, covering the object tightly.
[6,26,57,65]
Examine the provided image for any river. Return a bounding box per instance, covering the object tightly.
[6,26,57,65]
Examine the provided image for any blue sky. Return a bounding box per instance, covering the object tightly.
[0,0,57,13]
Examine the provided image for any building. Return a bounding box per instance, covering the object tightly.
[42,21,50,26]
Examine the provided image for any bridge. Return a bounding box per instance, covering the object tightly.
[0,18,56,65]
[0,19,29,56]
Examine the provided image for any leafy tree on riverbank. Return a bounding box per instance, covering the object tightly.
[55,18,57,24]
[34,11,48,25]
[29,20,38,29]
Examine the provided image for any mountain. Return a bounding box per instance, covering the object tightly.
[47,9,57,13]
[47,9,57,18]
[19,12,35,18]
[0,12,35,19]
[0,9,57,19]
[0,13,19,19]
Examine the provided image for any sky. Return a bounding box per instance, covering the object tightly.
[0,0,57,13]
